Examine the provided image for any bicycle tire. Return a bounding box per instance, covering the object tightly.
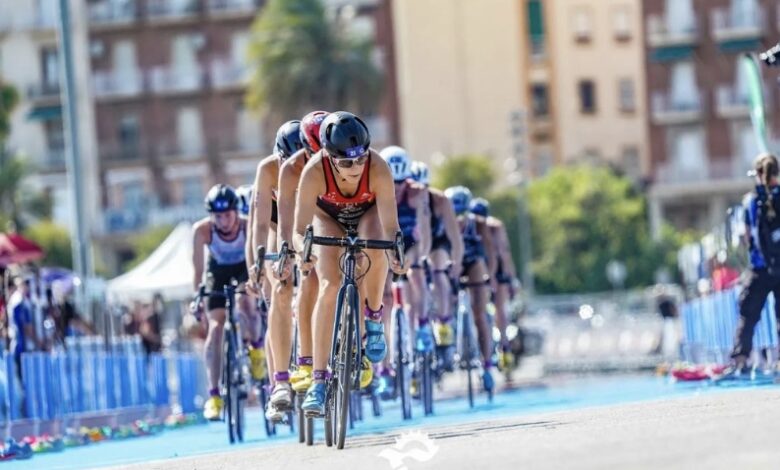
[396,308,413,421]
[463,317,475,409]
[335,284,357,449]
[297,394,305,443]
[224,331,235,444]
[423,351,434,416]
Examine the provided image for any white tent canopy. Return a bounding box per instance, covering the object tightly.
[107,222,195,302]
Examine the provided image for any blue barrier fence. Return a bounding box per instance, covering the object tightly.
[0,336,202,422]
[681,287,779,364]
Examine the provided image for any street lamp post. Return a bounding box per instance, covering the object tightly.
[510,110,534,296]
[57,0,92,315]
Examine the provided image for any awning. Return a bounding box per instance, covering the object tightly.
[26,105,62,121]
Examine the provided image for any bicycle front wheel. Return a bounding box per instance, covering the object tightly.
[335,284,357,450]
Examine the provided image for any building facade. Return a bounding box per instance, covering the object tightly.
[643,0,780,235]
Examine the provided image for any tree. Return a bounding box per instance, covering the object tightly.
[430,154,496,196]
[24,221,73,268]
[124,225,175,271]
[0,78,19,144]
[246,0,383,124]
[527,166,684,294]
[487,187,523,276]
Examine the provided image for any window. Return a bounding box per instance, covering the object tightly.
[612,6,631,41]
[176,107,203,158]
[40,47,59,90]
[122,181,144,210]
[618,78,635,113]
[531,83,549,117]
[118,115,140,160]
[527,0,545,58]
[579,80,597,114]
[572,7,592,42]
[44,119,65,167]
[182,176,202,205]
[621,146,641,177]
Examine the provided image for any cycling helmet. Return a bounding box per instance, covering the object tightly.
[236,184,253,216]
[319,111,371,159]
[300,110,329,154]
[380,146,411,182]
[410,161,430,186]
[444,186,472,215]
[275,120,304,159]
[469,198,490,218]
[205,184,239,213]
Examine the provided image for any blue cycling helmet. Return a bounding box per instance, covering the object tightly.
[469,198,490,218]
[236,184,253,216]
[444,186,472,215]
[410,161,430,186]
[275,120,304,159]
[205,184,239,213]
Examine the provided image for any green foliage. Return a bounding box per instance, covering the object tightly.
[24,221,73,268]
[0,79,20,143]
[527,166,687,294]
[124,225,175,271]
[431,154,496,196]
[246,0,383,122]
[0,155,28,230]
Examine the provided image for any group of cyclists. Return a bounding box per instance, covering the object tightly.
[190,110,520,431]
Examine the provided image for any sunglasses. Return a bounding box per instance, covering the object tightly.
[332,154,369,169]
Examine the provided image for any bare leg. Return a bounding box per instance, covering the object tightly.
[205,309,226,391]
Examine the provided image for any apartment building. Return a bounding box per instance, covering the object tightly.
[644,0,780,235]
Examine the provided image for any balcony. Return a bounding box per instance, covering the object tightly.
[209,58,247,89]
[651,91,704,125]
[88,0,138,28]
[215,133,264,158]
[93,69,145,99]
[104,208,147,233]
[206,0,258,17]
[147,0,201,22]
[40,148,66,173]
[655,157,751,186]
[646,14,699,52]
[711,5,765,43]
[715,82,772,118]
[148,66,204,94]
[27,82,61,103]
[100,142,148,168]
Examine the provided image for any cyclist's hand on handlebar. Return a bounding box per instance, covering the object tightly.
[389,255,407,275]
[245,278,263,298]
[273,257,294,281]
[297,253,317,275]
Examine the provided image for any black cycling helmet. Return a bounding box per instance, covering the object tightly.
[275,120,304,159]
[204,184,239,213]
[319,111,371,159]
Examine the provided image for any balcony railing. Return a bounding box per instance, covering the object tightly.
[100,142,148,165]
[104,208,147,233]
[651,91,704,125]
[105,203,203,233]
[711,4,765,41]
[147,0,200,21]
[158,139,206,160]
[655,157,756,186]
[209,59,247,89]
[148,66,204,94]
[206,0,258,16]
[715,82,772,118]
[27,82,61,101]
[88,0,138,27]
[646,14,699,48]
[93,69,145,98]
[41,148,66,172]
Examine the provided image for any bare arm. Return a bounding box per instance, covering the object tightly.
[192,221,207,290]
[415,186,432,257]
[277,155,300,250]
[439,194,464,268]
[244,195,256,273]
[293,158,322,255]
[497,221,517,278]
[477,218,497,278]
[251,157,276,258]
[373,156,401,242]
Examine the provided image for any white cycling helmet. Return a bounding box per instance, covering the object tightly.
[380,145,411,182]
[410,161,430,186]
[236,184,253,216]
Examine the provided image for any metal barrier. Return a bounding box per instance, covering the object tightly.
[0,335,202,422]
[681,287,779,364]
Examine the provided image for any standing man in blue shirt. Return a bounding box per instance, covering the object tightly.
[7,277,39,382]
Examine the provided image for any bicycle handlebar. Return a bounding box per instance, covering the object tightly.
[301,224,405,268]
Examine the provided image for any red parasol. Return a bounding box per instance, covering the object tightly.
[0,233,44,266]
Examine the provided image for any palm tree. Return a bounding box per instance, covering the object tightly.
[246,0,384,125]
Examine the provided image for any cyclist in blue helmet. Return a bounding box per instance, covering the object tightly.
[445,186,497,394]
[246,119,304,422]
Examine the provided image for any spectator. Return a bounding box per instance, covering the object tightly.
[711,251,741,292]
[7,277,41,382]
[139,294,163,356]
[51,282,93,348]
